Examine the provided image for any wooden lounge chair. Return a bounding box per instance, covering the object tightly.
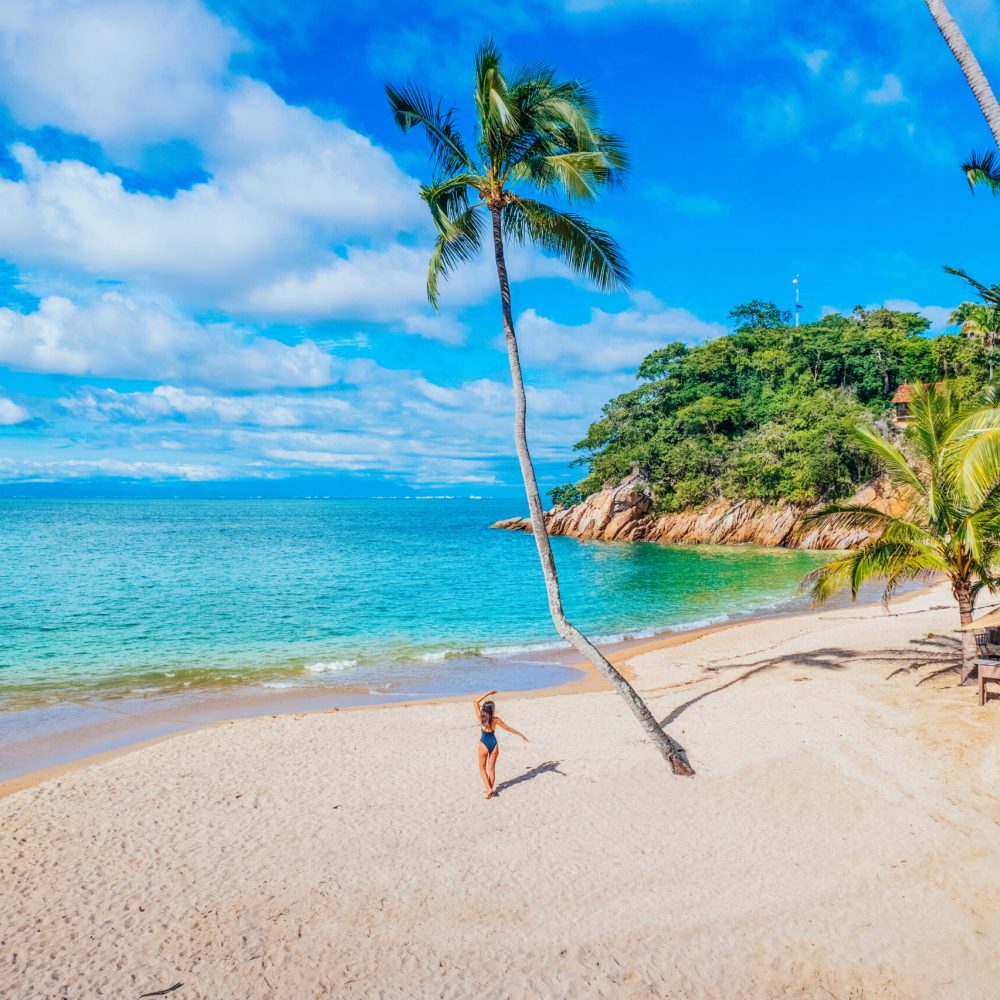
[973,633,1000,705]
[978,660,1000,707]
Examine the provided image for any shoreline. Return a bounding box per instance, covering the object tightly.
[0,578,942,799]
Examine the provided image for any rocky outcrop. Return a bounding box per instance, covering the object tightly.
[491,472,907,550]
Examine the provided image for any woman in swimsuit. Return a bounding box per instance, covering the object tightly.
[474,689,528,799]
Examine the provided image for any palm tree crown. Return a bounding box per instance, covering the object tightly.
[386,39,631,307]
[803,383,1000,681]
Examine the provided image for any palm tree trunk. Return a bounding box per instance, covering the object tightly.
[954,580,977,685]
[488,205,694,776]
[925,0,1000,151]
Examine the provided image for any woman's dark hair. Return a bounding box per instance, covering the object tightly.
[480,700,495,728]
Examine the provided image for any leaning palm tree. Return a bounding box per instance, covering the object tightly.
[802,383,1000,684]
[924,0,1000,152]
[924,1,1000,192]
[386,40,694,775]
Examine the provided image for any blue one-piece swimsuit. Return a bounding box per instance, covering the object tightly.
[480,728,497,753]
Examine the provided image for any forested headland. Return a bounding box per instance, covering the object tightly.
[555,298,998,512]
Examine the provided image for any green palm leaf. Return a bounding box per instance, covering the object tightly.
[798,502,931,544]
[962,149,1000,194]
[426,206,485,308]
[944,266,1000,310]
[851,425,926,495]
[385,83,474,175]
[509,197,631,292]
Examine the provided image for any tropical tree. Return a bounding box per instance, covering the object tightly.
[950,301,1000,379]
[801,383,1000,684]
[386,40,694,775]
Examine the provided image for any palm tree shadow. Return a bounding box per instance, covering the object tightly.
[659,647,850,728]
[494,760,564,796]
[658,636,965,728]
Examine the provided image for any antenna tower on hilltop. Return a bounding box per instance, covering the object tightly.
[793,274,801,328]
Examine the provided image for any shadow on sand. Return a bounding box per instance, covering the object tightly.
[494,760,564,796]
[658,634,963,729]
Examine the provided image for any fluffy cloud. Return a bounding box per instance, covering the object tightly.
[0,397,30,425]
[0,1,436,329]
[882,299,953,331]
[864,73,906,106]
[64,385,352,427]
[51,360,626,486]
[0,292,338,388]
[513,293,728,372]
[0,457,224,481]
[0,88,422,307]
[0,0,238,154]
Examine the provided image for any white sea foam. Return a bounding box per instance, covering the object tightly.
[479,640,565,658]
[304,659,357,673]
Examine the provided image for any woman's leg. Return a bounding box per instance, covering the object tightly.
[478,742,492,797]
[486,745,499,791]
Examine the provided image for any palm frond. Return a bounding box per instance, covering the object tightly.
[944,266,1000,310]
[420,174,482,238]
[851,425,926,495]
[510,150,621,202]
[804,539,946,604]
[971,577,1000,601]
[426,206,485,309]
[474,37,517,163]
[508,196,631,292]
[797,502,930,542]
[386,83,474,175]
[962,149,1000,194]
[945,418,1000,506]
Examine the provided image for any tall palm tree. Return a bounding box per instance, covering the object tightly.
[950,301,1000,379]
[802,384,1000,684]
[387,40,694,775]
[924,0,1000,154]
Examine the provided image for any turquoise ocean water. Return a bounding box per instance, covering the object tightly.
[0,498,833,713]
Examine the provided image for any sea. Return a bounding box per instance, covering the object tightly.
[0,497,836,710]
[0,498,837,777]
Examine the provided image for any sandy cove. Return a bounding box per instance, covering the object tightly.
[3,582,1000,999]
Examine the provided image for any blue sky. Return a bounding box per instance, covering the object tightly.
[0,0,998,497]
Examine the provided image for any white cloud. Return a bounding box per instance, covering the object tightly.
[0,457,224,481]
[864,73,906,106]
[0,1,431,327]
[513,293,728,372]
[882,299,953,331]
[233,239,569,329]
[0,0,239,155]
[50,361,622,487]
[0,292,338,388]
[0,397,30,425]
[0,92,422,307]
[801,48,829,75]
[647,183,729,218]
[64,385,352,427]
[820,299,955,333]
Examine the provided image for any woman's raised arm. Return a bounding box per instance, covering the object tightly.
[472,690,497,723]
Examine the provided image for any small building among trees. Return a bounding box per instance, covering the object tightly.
[892,383,947,426]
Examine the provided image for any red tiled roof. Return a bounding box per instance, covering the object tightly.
[891,382,947,404]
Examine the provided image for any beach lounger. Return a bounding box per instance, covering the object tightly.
[975,659,1000,707]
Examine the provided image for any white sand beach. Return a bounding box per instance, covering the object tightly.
[4,581,1000,999]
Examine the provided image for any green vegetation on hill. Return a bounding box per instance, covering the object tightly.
[561,300,996,512]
